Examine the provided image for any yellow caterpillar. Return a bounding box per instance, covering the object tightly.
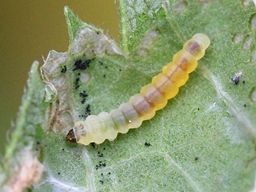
[66,33,210,145]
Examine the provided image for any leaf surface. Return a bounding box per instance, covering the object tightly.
[2,1,256,192]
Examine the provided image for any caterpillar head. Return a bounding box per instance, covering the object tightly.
[66,129,77,143]
[184,33,210,60]
[66,121,89,145]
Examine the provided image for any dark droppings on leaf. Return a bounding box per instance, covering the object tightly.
[103,74,106,78]
[79,91,88,98]
[79,104,91,118]
[195,157,199,161]
[98,153,104,157]
[73,59,94,71]
[244,104,247,107]
[86,104,91,114]
[108,172,111,175]
[75,77,80,89]
[97,151,104,157]
[74,71,85,90]
[79,91,88,104]
[96,161,107,170]
[144,142,151,146]
[99,180,104,184]
[61,65,67,73]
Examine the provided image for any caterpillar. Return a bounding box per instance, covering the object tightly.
[66,33,210,145]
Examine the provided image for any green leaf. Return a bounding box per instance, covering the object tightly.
[2,1,256,191]
[0,61,45,191]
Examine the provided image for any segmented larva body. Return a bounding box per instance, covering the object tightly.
[66,33,210,145]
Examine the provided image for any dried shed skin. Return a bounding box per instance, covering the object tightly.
[41,51,75,135]
[71,28,124,57]
[40,26,125,135]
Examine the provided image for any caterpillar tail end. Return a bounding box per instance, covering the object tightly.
[66,129,77,143]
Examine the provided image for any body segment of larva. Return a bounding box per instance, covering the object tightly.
[66,33,210,145]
